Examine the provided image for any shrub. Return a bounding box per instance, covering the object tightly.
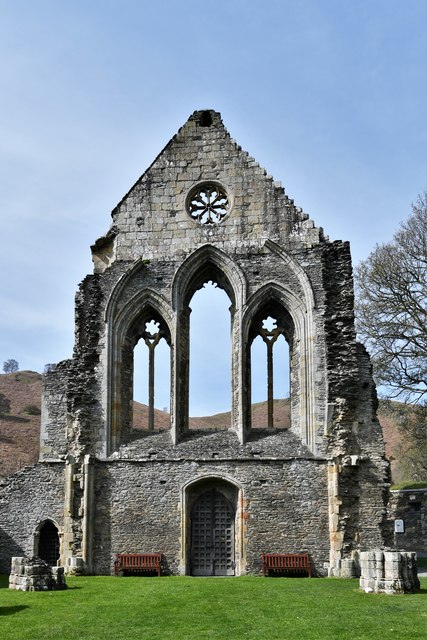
[23,404,41,416]
[0,392,11,414]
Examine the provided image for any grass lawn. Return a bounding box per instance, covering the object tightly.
[1,575,426,640]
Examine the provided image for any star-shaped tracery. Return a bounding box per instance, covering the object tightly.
[188,183,229,224]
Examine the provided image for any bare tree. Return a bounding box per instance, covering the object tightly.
[355,193,427,402]
[3,359,19,374]
[355,194,427,481]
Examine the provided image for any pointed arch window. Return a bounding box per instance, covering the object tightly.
[133,316,171,431]
[248,302,294,430]
[173,258,238,437]
[116,307,172,439]
[188,280,232,425]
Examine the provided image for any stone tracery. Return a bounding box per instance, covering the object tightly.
[187,183,229,224]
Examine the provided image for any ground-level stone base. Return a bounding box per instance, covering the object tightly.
[9,556,66,591]
[359,550,419,594]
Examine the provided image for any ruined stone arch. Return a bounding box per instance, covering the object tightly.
[104,257,155,317]
[242,280,317,450]
[0,110,392,582]
[105,284,175,453]
[171,245,247,443]
[264,240,316,311]
[180,475,245,576]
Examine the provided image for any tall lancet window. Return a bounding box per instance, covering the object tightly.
[249,304,292,430]
[132,313,171,432]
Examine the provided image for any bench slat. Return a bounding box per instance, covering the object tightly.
[262,553,311,577]
[114,553,162,576]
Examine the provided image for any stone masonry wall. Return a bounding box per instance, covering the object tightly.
[40,364,70,459]
[388,489,427,552]
[92,457,330,576]
[97,111,324,269]
[0,463,65,573]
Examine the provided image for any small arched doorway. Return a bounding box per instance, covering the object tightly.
[37,520,60,566]
[190,486,236,576]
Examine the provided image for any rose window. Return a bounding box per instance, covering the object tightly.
[188,183,229,224]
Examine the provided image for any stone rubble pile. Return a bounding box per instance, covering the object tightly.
[359,550,419,594]
[9,556,66,591]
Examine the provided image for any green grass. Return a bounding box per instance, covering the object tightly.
[1,575,426,640]
[390,481,427,490]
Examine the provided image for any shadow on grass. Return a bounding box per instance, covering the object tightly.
[0,605,29,616]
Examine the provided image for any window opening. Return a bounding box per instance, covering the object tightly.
[199,110,213,127]
[250,314,290,429]
[133,318,170,431]
[189,281,231,426]
[251,336,267,405]
[187,183,229,224]
[38,521,60,566]
[274,335,290,401]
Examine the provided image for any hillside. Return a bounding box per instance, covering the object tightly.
[0,372,408,481]
[0,371,42,477]
[135,399,290,431]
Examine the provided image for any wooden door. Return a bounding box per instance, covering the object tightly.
[191,489,235,576]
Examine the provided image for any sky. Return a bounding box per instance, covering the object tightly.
[1,1,426,414]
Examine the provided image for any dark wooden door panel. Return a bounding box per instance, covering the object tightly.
[191,489,235,576]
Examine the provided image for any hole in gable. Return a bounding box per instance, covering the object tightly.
[199,110,213,127]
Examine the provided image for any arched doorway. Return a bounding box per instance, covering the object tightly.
[190,488,235,576]
[37,520,60,566]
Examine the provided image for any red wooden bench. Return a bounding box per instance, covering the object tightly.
[262,553,312,577]
[114,553,162,576]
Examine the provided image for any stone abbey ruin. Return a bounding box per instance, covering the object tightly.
[1,110,395,578]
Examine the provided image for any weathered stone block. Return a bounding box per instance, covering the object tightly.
[360,550,419,594]
[9,557,67,591]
